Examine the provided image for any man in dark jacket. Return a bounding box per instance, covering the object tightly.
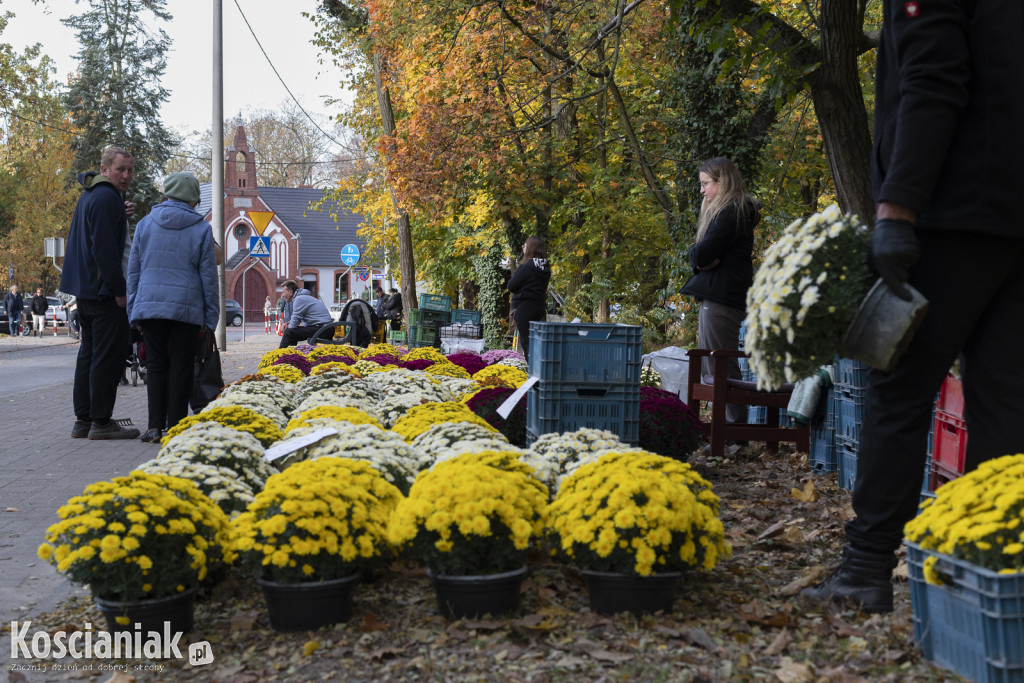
[4,285,24,336]
[803,1,1024,614]
[59,147,140,440]
[373,282,388,319]
[29,288,49,336]
[383,287,403,330]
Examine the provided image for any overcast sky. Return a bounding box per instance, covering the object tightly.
[7,0,352,134]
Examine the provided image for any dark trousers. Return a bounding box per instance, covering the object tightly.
[139,319,201,431]
[697,300,747,423]
[73,298,130,424]
[847,230,1024,554]
[280,324,322,348]
[514,300,546,361]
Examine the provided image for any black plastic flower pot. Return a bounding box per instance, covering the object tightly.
[428,566,527,620]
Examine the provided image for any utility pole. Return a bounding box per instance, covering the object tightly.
[212,0,226,350]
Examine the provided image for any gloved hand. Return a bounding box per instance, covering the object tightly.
[870,218,919,301]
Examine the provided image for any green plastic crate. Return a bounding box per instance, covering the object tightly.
[419,293,452,312]
[411,308,450,325]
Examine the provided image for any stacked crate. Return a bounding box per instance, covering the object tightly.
[407,294,452,348]
[834,357,869,491]
[526,322,642,445]
[929,374,967,491]
[440,309,483,341]
[809,388,838,473]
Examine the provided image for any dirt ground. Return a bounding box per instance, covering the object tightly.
[8,444,961,683]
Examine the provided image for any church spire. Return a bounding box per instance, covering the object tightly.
[225,123,258,194]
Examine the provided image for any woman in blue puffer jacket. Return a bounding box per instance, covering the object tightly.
[127,172,219,443]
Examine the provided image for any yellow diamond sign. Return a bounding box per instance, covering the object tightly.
[249,211,275,236]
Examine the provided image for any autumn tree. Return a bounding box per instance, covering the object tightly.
[0,12,79,294]
[671,0,881,222]
[313,0,682,323]
[62,0,175,219]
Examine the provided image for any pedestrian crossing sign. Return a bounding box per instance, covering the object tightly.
[249,236,271,257]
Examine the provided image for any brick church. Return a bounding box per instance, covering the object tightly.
[197,124,384,319]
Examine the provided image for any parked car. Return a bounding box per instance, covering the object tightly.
[46,297,68,325]
[225,299,244,327]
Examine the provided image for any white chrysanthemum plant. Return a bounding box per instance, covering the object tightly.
[744,205,877,390]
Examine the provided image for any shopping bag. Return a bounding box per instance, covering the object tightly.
[190,338,223,412]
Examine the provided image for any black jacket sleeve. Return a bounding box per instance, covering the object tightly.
[874,0,971,212]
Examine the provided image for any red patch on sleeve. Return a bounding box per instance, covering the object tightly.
[905,1,920,17]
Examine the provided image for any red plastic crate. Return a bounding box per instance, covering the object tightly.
[929,459,960,492]
[932,412,968,477]
[936,374,965,420]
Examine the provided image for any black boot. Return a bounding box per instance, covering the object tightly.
[800,545,896,613]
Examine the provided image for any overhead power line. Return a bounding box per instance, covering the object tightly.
[232,0,347,149]
[0,108,368,165]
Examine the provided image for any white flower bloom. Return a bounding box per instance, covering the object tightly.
[800,286,819,308]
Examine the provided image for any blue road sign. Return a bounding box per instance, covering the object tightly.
[341,244,360,266]
[249,236,271,257]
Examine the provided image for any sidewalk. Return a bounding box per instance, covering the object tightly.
[0,333,281,624]
[0,327,79,354]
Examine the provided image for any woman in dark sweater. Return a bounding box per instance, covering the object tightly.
[506,235,551,361]
[680,157,759,423]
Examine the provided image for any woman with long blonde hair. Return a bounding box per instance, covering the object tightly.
[681,157,759,424]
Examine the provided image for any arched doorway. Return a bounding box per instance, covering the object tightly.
[233,273,268,322]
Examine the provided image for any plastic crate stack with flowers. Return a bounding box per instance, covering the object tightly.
[38,340,723,630]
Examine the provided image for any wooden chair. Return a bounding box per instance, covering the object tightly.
[686,349,810,458]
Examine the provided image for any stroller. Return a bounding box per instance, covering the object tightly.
[310,299,378,348]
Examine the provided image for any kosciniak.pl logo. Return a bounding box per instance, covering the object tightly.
[10,620,214,665]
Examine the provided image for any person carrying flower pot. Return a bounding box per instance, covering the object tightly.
[803,1,1024,614]
[680,157,759,424]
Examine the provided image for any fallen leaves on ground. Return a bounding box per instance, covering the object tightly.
[21,445,956,682]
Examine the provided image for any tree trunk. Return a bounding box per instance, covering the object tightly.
[810,1,874,222]
[709,0,876,222]
[373,51,417,329]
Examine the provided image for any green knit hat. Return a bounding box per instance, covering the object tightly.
[162,172,201,205]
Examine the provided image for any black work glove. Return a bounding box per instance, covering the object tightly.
[870,218,919,301]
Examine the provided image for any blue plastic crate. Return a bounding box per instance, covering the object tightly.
[450,309,482,325]
[834,356,869,388]
[810,416,837,472]
[418,293,452,312]
[834,386,866,442]
[906,542,1024,683]
[528,323,642,385]
[747,405,794,427]
[527,381,640,445]
[836,435,858,491]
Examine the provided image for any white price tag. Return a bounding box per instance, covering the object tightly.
[263,427,338,463]
[497,376,539,419]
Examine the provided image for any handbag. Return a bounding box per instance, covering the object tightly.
[190,335,223,413]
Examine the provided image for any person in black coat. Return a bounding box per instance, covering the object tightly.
[506,235,551,361]
[29,288,49,336]
[680,157,758,424]
[803,0,1024,615]
[384,287,403,330]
